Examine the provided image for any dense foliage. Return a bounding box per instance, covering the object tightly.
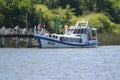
[0,0,120,33]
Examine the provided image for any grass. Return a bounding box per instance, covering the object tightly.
[98,33,120,46]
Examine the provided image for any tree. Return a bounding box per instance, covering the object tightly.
[42,0,59,8]
[0,0,5,27]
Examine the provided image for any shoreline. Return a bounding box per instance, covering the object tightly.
[0,45,120,49]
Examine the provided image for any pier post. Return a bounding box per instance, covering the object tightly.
[1,26,6,47]
[16,36,19,48]
[27,37,32,47]
[1,36,5,47]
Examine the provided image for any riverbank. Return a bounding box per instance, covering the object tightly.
[98,33,120,46]
[0,33,120,48]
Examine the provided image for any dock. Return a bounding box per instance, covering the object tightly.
[0,28,38,48]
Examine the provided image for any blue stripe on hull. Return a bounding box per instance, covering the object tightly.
[35,35,98,47]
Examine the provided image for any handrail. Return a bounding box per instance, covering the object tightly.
[75,20,88,27]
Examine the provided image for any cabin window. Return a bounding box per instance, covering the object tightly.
[55,36,57,38]
[79,38,82,43]
[81,29,84,34]
[67,29,74,34]
[49,34,51,37]
[73,29,81,34]
[61,37,82,43]
[60,37,63,41]
[77,29,81,34]
[67,28,88,34]
[87,29,91,40]
[92,30,96,36]
[73,29,78,34]
[80,28,87,34]
[83,28,87,34]
[92,30,96,40]
[73,29,83,34]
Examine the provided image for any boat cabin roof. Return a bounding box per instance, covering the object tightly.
[51,34,81,38]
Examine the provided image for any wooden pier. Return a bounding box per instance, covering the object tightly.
[0,28,38,48]
[0,35,34,37]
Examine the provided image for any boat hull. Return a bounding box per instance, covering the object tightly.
[35,35,98,48]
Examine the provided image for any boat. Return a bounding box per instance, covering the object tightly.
[34,20,99,48]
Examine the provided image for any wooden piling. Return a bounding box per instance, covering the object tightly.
[27,37,32,47]
[16,36,19,48]
[1,36,5,47]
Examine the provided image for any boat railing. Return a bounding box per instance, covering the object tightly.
[75,20,88,28]
[34,26,49,36]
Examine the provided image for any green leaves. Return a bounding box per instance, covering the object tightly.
[18,0,31,12]
[0,0,120,33]
[0,13,4,26]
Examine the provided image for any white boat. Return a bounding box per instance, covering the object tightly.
[34,20,99,48]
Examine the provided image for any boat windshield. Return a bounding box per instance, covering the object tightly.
[66,28,87,34]
[66,29,74,34]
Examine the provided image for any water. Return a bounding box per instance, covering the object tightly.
[0,46,120,80]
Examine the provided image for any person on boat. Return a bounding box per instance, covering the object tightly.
[64,24,69,34]
[37,24,43,31]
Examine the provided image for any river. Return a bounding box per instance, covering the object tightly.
[0,46,120,80]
